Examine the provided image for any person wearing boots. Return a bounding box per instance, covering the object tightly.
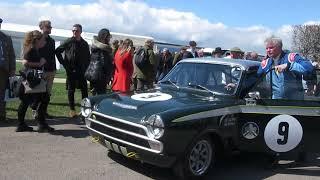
[17,30,54,132]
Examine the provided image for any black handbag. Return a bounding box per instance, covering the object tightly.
[19,68,47,94]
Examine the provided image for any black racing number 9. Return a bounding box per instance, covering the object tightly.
[277,122,289,145]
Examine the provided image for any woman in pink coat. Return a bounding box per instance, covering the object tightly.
[112,39,134,92]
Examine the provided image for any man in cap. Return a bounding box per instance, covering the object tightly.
[0,18,16,121]
[183,40,199,59]
[227,47,244,59]
[212,47,223,58]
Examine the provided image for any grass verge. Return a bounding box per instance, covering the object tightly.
[16,61,67,78]
[6,83,82,120]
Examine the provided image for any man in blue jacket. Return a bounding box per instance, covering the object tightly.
[258,36,314,100]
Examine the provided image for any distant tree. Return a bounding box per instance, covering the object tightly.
[292,25,320,62]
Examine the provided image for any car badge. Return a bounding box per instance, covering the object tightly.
[242,122,259,139]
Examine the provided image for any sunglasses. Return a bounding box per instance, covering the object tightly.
[72,29,80,33]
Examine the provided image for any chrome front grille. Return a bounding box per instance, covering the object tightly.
[86,111,163,153]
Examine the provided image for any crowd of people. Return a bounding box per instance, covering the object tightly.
[0,18,319,133]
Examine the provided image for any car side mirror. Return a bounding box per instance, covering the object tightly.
[248,91,260,99]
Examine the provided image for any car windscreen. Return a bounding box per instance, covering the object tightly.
[160,62,242,95]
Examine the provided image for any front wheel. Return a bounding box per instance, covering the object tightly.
[173,136,215,179]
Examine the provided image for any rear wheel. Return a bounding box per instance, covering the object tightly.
[173,136,215,179]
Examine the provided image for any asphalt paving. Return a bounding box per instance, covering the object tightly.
[0,118,319,180]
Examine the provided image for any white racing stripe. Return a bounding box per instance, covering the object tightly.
[172,105,320,122]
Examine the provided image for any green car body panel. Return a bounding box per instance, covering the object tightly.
[82,58,320,169]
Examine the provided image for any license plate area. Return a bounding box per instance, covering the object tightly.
[104,139,139,159]
[104,139,128,155]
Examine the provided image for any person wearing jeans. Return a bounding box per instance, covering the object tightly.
[39,20,56,118]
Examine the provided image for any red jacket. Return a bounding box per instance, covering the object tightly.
[112,49,133,92]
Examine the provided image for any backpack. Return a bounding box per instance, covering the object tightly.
[85,52,105,82]
[134,47,149,69]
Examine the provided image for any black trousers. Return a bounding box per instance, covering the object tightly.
[67,73,88,110]
[133,78,153,91]
[18,92,49,126]
[68,87,88,110]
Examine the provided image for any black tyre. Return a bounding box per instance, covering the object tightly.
[173,136,215,179]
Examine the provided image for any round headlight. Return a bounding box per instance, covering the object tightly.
[80,98,92,117]
[145,115,164,139]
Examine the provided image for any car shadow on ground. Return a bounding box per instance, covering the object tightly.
[51,128,89,138]
[107,151,320,180]
[0,116,84,127]
[107,151,175,180]
[0,116,89,138]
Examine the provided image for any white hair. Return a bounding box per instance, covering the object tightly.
[264,36,283,48]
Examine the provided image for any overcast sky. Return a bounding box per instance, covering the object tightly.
[1,0,320,54]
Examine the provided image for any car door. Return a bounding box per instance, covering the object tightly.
[238,69,320,154]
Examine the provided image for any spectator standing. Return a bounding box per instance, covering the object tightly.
[0,18,16,122]
[38,20,55,118]
[226,47,243,59]
[212,47,223,58]
[183,41,199,59]
[88,28,113,95]
[156,48,173,82]
[132,39,156,91]
[17,30,54,132]
[250,51,259,61]
[244,52,252,60]
[112,39,134,92]
[172,46,187,66]
[112,39,119,58]
[257,36,314,100]
[55,24,90,118]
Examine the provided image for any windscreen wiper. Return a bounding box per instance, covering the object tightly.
[187,83,215,96]
[159,79,179,89]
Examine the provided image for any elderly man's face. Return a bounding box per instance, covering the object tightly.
[266,42,282,58]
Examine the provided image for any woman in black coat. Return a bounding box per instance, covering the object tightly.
[87,28,113,95]
[17,30,54,132]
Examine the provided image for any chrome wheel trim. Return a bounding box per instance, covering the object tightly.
[188,139,212,176]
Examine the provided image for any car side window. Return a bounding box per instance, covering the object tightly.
[249,74,272,99]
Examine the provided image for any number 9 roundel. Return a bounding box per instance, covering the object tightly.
[264,114,303,152]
